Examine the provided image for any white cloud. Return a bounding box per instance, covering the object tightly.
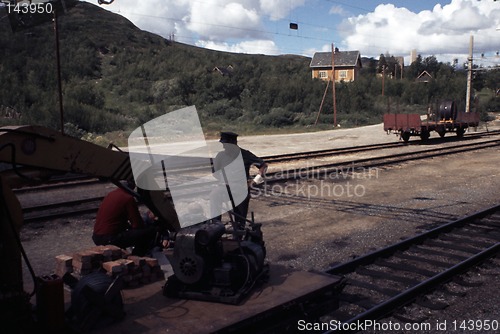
[188,1,262,40]
[260,0,305,20]
[85,0,499,63]
[338,0,500,64]
[419,1,492,34]
[86,0,286,52]
[197,39,279,55]
[90,0,189,40]
[329,5,346,16]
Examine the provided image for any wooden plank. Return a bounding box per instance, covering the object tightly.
[91,265,344,333]
[456,111,479,125]
[384,114,421,131]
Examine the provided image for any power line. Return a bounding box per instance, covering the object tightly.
[97,1,500,57]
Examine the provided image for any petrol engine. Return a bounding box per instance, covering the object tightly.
[163,219,268,304]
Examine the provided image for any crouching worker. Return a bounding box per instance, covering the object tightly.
[92,179,157,256]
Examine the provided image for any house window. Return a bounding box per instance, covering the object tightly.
[339,70,348,79]
[319,71,328,79]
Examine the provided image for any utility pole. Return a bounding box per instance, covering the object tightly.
[465,35,473,113]
[381,65,386,96]
[54,10,64,134]
[331,43,337,127]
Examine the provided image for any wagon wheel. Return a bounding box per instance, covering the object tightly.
[401,132,410,143]
[456,127,465,138]
[438,131,446,138]
[420,131,430,141]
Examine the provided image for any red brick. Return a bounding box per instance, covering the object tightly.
[115,259,134,270]
[73,250,100,265]
[72,259,92,271]
[55,255,73,277]
[144,257,158,267]
[127,256,146,267]
[102,261,124,274]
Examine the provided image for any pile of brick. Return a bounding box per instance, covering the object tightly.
[55,245,165,288]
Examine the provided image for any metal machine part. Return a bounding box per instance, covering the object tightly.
[164,219,268,304]
[65,272,125,332]
[437,100,458,121]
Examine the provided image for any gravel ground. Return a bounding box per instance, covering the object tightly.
[18,119,500,333]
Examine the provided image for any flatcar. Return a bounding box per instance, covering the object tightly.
[384,101,480,142]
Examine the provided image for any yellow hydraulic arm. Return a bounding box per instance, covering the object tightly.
[0,125,179,317]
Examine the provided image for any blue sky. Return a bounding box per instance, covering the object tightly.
[84,0,499,66]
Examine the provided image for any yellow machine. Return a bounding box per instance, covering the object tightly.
[0,125,267,331]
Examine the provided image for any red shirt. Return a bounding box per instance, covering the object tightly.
[93,188,144,235]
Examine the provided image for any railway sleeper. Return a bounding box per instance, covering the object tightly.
[452,276,484,288]
[337,292,374,309]
[374,258,438,277]
[415,295,449,310]
[449,228,500,242]
[346,278,401,297]
[436,284,467,297]
[424,239,483,254]
[470,219,500,229]
[392,312,429,325]
[355,267,420,286]
[463,221,500,233]
[325,307,367,323]
[409,245,468,262]
[488,213,500,220]
[438,234,496,249]
[393,251,452,268]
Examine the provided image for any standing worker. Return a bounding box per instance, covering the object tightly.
[92,179,157,256]
[211,131,268,225]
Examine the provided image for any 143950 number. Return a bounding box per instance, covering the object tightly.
[8,2,54,14]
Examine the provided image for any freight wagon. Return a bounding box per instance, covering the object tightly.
[383,101,480,142]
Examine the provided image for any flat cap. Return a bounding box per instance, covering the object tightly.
[219,131,238,143]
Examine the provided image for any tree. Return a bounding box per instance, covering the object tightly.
[423,56,439,76]
[377,54,387,74]
[407,54,424,79]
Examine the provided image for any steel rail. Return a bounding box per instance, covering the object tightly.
[211,205,500,333]
[323,204,500,333]
[263,129,500,163]
[12,130,500,194]
[325,204,500,275]
[264,141,404,163]
[22,197,105,223]
[325,243,500,333]
[265,139,500,183]
[20,139,500,223]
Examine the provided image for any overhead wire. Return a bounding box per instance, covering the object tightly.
[96,1,500,58]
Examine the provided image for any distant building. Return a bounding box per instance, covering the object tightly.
[395,56,404,68]
[394,56,404,79]
[310,51,362,82]
[212,65,234,76]
[415,70,433,83]
[410,49,417,64]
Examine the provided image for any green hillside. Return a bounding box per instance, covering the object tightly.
[0,2,321,140]
[0,1,498,145]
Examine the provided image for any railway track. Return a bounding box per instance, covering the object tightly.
[264,137,500,183]
[263,129,500,164]
[218,205,500,333]
[22,197,104,223]
[14,129,500,194]
[320,204,500,333]
[19,136,500,223]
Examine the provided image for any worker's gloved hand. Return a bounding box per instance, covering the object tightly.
[253,174,265,185]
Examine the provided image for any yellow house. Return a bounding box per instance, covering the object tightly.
[310,51,362,82]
